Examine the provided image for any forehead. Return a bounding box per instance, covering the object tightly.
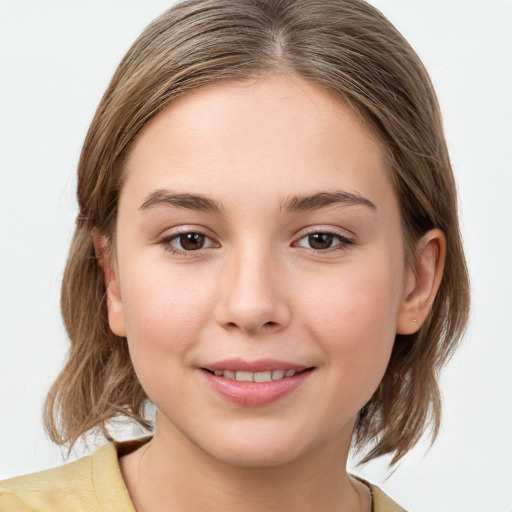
[122,74,395,215]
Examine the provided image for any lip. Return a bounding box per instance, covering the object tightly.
[202,358,307,373]
[200,359,314,407]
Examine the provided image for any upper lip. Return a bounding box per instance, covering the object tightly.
[201,358,309,373]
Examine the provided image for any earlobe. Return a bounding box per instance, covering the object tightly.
[92,229,127,337]
[396,229,446,335]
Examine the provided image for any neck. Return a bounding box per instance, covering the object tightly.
[120,420,364,512]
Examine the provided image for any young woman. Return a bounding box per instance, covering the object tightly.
[0,1,470,511]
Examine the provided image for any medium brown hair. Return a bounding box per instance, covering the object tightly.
[44,0,470,465]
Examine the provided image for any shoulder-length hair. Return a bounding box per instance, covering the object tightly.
[44,0,470,465]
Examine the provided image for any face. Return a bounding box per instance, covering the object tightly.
[106,75,415,467]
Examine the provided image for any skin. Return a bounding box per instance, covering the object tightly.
[96,74,445,512]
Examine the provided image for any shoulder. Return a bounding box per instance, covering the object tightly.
[352,473,407,512]
[0,449,98,511]
[369,483,408,512]
[0,441,136,512]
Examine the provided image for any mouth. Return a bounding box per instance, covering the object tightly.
[200,361,315,407]
[202,368,309,382]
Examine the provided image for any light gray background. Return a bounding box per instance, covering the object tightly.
[1,1,511,511]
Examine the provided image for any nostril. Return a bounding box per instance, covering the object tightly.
[225,320,277,331]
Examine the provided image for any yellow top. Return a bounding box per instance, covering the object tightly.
[0,438,406,511]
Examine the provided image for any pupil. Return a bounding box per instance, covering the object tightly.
[309,233,333,250]
[180,233,205,250]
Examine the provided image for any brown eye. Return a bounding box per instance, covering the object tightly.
[161,230,218,255]
[179,233,206,250]
[295,231,354,252]
[308,233,334,250]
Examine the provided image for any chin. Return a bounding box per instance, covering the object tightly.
[190,421,335,469]
[205,440,305,468]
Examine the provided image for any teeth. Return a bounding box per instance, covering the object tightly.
[212,369,299,381]
[271,370,285,380]
[235,371,253,382]
[254,371,272,382]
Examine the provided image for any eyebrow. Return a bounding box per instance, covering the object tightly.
[283,191,376,212]
[139,189,222,213]
[139,189,376,215]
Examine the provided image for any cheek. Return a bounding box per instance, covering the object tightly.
[298,259,402,392]
[120,262,215,372]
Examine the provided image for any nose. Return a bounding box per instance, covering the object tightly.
[214,247,291,334]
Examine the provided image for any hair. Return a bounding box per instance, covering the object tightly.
[44,0,470,465]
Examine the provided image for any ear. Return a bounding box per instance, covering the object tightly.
[396,229,446,335]
[92,229,127,337]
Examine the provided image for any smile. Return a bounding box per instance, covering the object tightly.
[201,362,314,407]
[208,369,300,382]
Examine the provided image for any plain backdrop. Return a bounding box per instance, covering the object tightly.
[0,1,511,511]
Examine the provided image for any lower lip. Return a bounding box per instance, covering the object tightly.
[202,369,313,407]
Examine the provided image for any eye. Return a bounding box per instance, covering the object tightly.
[295,231,353,251]
[160,230,218,253]
[176,232,207,251]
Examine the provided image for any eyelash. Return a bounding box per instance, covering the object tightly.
[294,229,354,254]
[159,230,217,256]
[158,228,354,256]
